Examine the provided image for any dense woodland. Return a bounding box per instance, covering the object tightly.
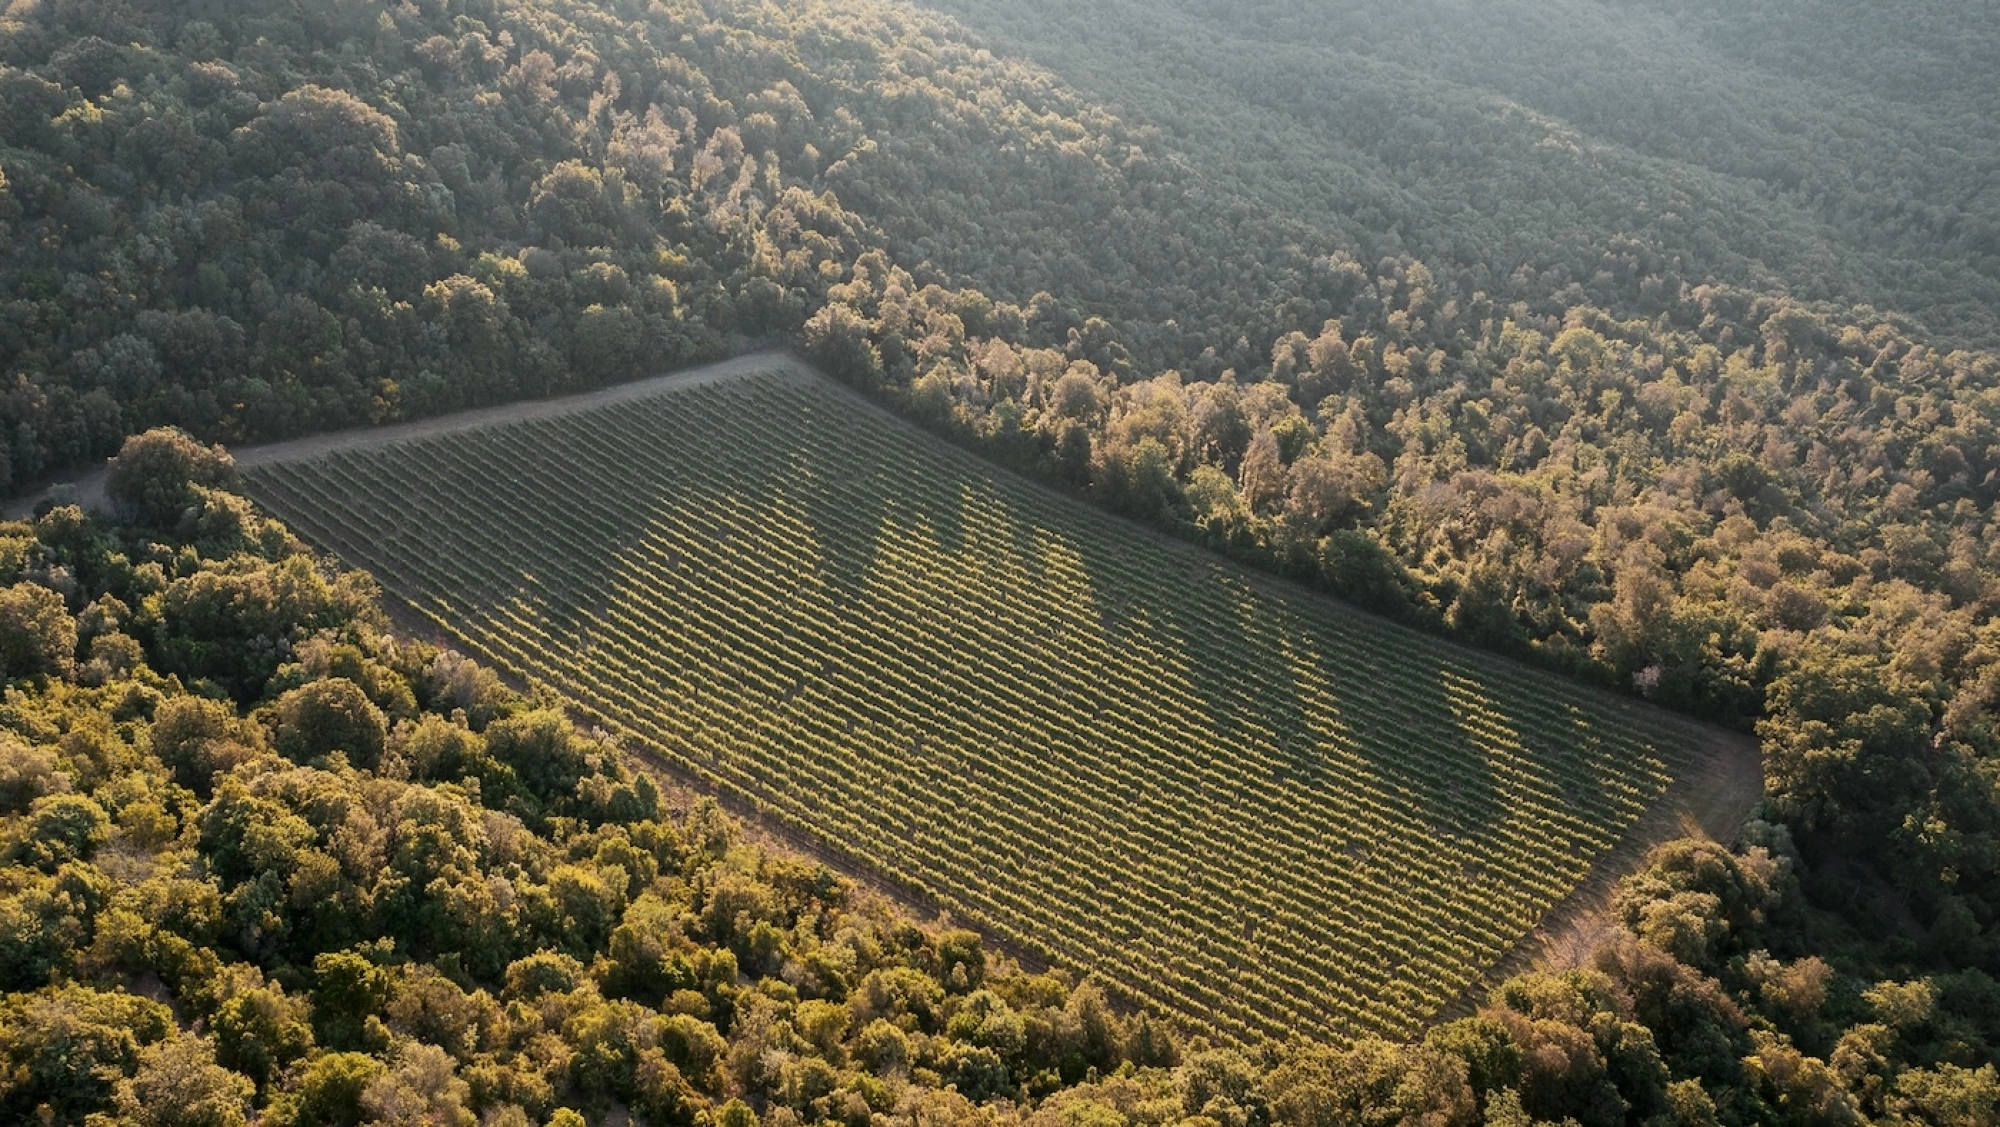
[3,0,2000,1122]
[921,0,2000,352]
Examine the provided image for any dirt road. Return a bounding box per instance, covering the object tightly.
[2,349,809,520]
[1438,724,1763,1019]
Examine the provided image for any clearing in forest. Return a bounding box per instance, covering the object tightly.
[242,362,1727,1044]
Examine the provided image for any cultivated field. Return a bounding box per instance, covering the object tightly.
[243,365,1725,1043]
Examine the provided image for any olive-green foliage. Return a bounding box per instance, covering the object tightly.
[2,0,1994,1000]
[0,581,75,680]
[109,1035,255,1127]
[0,0,1992,1120]
[8,791,108,870]
[0,497,1209,1125]
[106,429,240,530]
[923,0,2000,352]
[0,984,173,1122]
[261,1051,384,1127]
[212,981,314,1089]
[271,678,387,770]
[485,709,589,805]
[149,694,259,795]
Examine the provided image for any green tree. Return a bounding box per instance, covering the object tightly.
[107,1035,254,1127]
[0,582,76,681]
[11,794,109,870]
[273,678,388,769]
[149,695,258,795]
[105,429,238,528]
[265,1052,385,1127]
[484,710,588,805]
[212,982,314,1090]
[311,948,391,1051]
[0,984,173,1122]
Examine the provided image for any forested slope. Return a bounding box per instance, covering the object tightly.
[919,0,2000,348]
[0,431,1187,1126]
[1,0,1999,1120]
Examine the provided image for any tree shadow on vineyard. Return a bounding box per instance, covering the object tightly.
[431,383,831,643]
[1134,559,1513,843]
[1343,648,1508,839]
[492,424,657,637]
[1519,697,1630,832]
[325,421,659,643]
[794,444,917,605]
[1143,569,1326,793]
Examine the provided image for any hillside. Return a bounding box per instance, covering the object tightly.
[0,434,1192,1126]
[239,363,1742,1045]
[0,430,1976,1127]
[1,0,1999,1121]
[917,0,2000,347]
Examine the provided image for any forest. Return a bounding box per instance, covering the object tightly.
[920,0,2000,351]
[0,0,1998,1122]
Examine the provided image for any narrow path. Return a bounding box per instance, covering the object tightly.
[2,349,808,520]
[1440,723,1763,1018]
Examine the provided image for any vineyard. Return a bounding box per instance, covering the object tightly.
[242,366,1719,1044]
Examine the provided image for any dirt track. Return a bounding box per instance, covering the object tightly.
[1442,721,1763,1017]
[2,349,808,521]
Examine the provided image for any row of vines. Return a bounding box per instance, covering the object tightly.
[243,370,1710,1044]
